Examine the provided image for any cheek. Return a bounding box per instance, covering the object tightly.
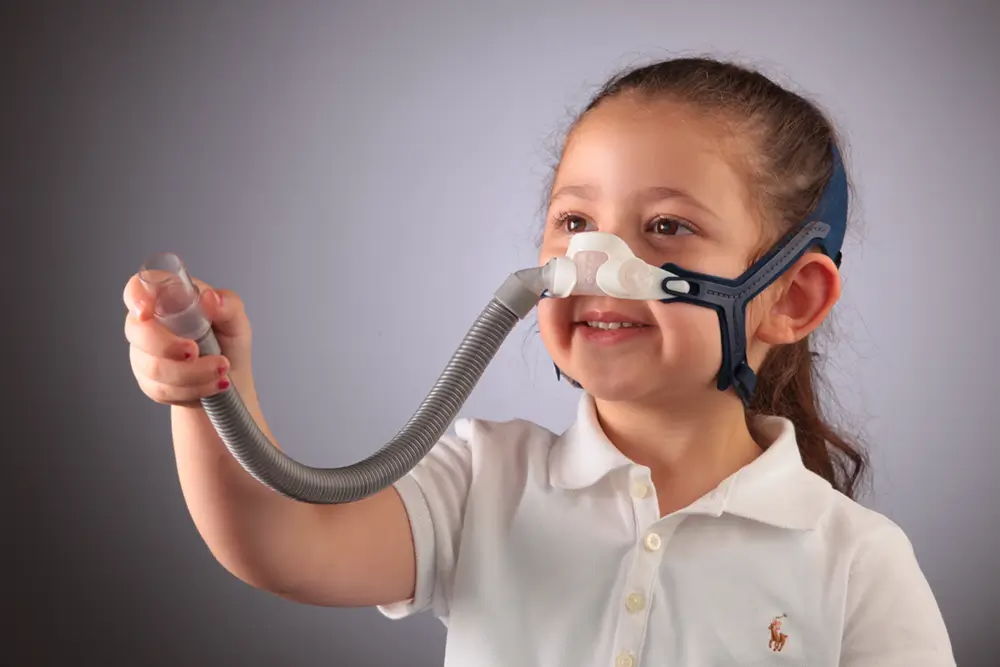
[537,236,565,266]
[651,302,724,365]
[745,298,765,332]
[537,299,572,355]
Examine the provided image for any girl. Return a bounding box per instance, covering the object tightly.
[123,57,955,666]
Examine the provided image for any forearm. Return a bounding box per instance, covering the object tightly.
[170,365,309,589]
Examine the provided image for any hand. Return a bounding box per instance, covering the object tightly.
[123,273,253,407]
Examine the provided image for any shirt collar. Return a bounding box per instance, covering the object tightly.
[547,394,832,531]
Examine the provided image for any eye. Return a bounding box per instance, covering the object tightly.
[555,212,593,234]
[648,216,695,236]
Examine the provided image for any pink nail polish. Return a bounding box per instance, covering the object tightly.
[217,366,227,377]
[218,378,230,390]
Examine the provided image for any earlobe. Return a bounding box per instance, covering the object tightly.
[757,252,841,345]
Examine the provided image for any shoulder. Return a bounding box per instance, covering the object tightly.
[755,414,917,561]
[452,414,561,464]
[818,488,918,569]
[788,471,924,580]
[818,488,953,650]
[454,414,558,445]
[820,493,955,663]
[399,414,560,504]
[438,414,571,498]
[820,492,934,606]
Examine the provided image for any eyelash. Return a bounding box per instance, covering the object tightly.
[553,211,696,237]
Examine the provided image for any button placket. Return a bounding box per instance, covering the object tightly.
[628,516,687,665]
[629,467,658,531]
[607,467,663,667]
[610,551,658,666]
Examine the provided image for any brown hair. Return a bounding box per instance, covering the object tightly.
[549,56,869,499]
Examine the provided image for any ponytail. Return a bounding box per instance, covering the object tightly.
[749,336,868,499]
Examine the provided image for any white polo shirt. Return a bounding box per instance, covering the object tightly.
[378,394,955,667]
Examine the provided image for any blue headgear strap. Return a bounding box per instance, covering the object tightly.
[658,144,849,406]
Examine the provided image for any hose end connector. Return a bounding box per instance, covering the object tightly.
[139,252,212,341]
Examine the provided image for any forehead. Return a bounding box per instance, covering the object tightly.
[554,96,755,229]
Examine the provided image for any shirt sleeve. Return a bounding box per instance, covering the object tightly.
[840,521,956,667]
[377,421,474,622]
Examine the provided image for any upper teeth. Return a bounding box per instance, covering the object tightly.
[586,321,638,330]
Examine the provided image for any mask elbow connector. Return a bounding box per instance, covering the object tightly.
[489,265,552,319]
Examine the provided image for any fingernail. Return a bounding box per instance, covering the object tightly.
[218,378,230,390]
[216,291,223,306]
[217,366,227,377]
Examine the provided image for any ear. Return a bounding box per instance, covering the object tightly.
[756,251,842,345]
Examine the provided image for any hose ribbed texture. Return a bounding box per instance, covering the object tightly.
[198,298,520,504]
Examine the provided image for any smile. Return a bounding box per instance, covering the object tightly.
[573,313,656,345]
[583,321,647,330]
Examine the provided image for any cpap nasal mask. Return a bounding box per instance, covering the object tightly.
[543,231,694,300]
[137,146,847,504]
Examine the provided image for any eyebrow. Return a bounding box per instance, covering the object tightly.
[550,184,716,217]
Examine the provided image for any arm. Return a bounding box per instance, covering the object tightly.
[171,365,416,607]
[840,522,956,667]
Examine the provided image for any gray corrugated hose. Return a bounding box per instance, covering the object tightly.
[139,252,549,504]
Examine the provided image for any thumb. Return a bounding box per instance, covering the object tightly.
[192,279,252,342]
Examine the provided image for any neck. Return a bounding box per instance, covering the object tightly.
[593,388,763,512]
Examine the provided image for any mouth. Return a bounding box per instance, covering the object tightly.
[574,310,653,329]
[572,310,655,344]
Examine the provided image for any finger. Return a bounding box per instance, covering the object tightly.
[130,346,230,387]
[125,315,200,360]
[137,374,232,406]
[123,274,155,322]
[191,281,251,340]
[187,277,222,322]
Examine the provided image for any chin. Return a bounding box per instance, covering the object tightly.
[560,356,659,399]
[576,378,654,403]
[562,354,721,404]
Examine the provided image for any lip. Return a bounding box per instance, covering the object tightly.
[572,309,656,346]
[574,310,654,326]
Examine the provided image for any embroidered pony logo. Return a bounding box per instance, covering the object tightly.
[768,614,789,652]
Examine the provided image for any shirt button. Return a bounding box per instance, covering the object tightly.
[643,532,662,552]
[625,592,646,612]
[630,482,650,499]
[615,651,635,667]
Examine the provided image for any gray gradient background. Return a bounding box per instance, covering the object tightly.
[5,1,998,665]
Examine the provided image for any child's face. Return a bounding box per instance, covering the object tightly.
[538,96,771,403]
